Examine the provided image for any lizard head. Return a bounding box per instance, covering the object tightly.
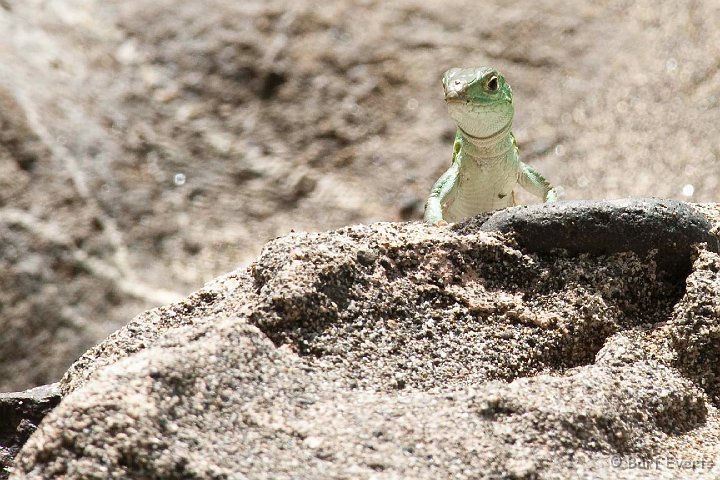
[442,67,514,140]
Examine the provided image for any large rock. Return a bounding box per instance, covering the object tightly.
[11,201,720,479]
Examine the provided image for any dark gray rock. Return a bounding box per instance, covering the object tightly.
[457,198,720,280]
[0,384,60,479]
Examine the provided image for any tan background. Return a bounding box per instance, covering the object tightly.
[0,0,718,390]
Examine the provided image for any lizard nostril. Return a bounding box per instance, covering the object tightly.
[452,80,466,91]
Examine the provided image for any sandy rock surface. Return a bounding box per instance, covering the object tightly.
[2,0,720,391]
[10,201,720,479]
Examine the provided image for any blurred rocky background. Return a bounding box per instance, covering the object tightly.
[1,0,719,391]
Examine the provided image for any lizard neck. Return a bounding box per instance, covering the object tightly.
[457,120,514,159]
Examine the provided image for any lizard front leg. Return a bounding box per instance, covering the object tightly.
[517,162,558,203]
[424,161,460,225]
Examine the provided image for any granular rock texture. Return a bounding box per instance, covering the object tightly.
[12,202,720,479]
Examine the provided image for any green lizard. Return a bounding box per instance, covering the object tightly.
[424,67,558,225]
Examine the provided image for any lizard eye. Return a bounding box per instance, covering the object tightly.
[486,75,499,92]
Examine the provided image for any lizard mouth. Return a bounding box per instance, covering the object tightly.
[445,96,514,141]
[444,97,505,106]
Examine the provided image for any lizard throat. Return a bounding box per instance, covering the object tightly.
[457,119,512,144]
[456,119,514,157]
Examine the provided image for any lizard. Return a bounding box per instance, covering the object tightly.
[424,67,559,225]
